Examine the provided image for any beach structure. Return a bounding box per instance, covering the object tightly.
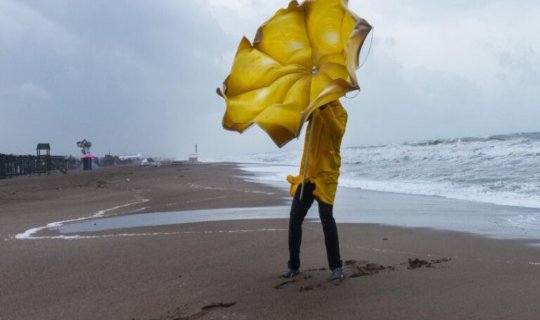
[0,144,76,179]
[188,144,198,162]
[0,154,4,178]
[117,153,142,165]
[76,139,98,170]
[0,154,37,179]
[0,143,51,179]
[81,153,97,171]
[50,155,77,173]
[36,143,51,174]
[76,139,92,155]
[100,154,120,166]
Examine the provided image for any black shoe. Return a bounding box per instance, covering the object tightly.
[281,268,299,278]
[331,267,344,281]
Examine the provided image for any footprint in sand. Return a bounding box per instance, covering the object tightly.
[273,257,452,292]
[160,301,237,320]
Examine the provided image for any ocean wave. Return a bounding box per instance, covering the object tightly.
[212,132,540,209]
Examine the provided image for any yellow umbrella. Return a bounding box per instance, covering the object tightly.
[217,0,372,147]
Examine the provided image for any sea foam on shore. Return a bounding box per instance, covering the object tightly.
[211,132,540,209]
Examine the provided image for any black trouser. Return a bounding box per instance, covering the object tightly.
[288,182,342,271]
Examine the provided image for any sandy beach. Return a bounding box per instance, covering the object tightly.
[1,163,540,320]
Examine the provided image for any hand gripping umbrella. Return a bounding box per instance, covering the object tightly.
[217,0,372,196]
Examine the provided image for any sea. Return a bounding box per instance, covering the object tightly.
[213,132,540,210]
[16,132,540,242]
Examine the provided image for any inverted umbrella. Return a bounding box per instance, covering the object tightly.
[218,0,372,147]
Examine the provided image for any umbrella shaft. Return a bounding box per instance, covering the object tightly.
[300,115,316,201]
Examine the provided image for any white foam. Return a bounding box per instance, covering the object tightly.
[14,228,286,241]
[338,178,540,209]
[14,197,149,240]
[212,132,540,210]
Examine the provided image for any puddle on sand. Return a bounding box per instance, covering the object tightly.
[57,206,289,234]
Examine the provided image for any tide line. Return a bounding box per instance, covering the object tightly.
[12,196,150,241]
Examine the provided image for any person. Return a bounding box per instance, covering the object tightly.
[282,100,347,281]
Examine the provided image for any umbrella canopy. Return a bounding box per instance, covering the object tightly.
[218,0,372,147]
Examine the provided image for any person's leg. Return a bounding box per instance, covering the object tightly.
[287,183,315,270]
[318,201,342,271]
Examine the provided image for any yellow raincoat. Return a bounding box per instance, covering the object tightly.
[287,100,347,205]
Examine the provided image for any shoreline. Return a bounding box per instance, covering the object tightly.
[2,163,540,319]
[222,165,540,243]
[235,161,540,210]
[10,162,540,244]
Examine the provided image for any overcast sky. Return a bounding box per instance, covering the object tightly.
[1,0,539,159]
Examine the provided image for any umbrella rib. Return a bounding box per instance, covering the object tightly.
[230,69,306,98]
[317,68,338,85]
[304,68,315,121]
[339,4,346,48]
[254,73,307,124]
[319,63,348,83]
[301,5,314,67]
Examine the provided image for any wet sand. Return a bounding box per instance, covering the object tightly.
[1,163,540,320]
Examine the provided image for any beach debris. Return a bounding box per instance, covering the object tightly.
[383,238,389,240]
[408,257,452,269]
[201,302,237,311]
[345,259,370,266]
[166,302,238,320]
[300,285,314,292]
[349,262,387,278]
[299,284,322,292]
[96,179,107,188]
[431,258,452,264]
[364,263,386,273]
[274,279,297,289]
[345,259,357,266]
[273,258,452,292]
[408,258,432,269]
[305,267,327,272]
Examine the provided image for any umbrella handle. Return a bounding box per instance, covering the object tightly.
[299,115,316,201]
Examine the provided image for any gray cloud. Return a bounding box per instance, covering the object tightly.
[0,0,539,159]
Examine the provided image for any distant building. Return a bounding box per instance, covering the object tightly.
[100,154,120,167]
[115,153,142,166]
[189,144,198,162]
[118,153,142,161]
